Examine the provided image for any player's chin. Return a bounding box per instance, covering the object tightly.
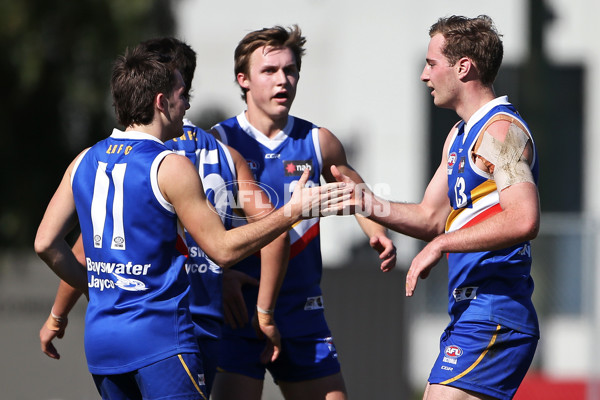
[269,105,291,118]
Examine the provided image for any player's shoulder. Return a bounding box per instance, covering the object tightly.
[212,115,239,131]
[209,115,242,143]
[159,151,196,177]
[183,119,214,141]
[316,125,341,149]
[290,115,317,131]
[183,118,197,129]
[207,127,222,142]
[445,120,464,140]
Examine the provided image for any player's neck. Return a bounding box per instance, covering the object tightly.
[126,122,168,142]
[244,109,288,139]
[455,86,496,123]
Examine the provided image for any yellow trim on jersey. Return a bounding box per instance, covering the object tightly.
[177,354,207,400]
[445,180,497,232]
[440,324,501,385]
[468,180,497,204]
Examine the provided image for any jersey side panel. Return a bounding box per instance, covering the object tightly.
[167,123,238,339]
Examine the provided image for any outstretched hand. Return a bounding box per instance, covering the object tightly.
[285,169,354,219]
[329,165,373,216]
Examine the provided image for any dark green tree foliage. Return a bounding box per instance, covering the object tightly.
[0,0,176,248]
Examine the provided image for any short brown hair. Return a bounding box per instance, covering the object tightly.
[137,37,197,99]
[429,15,503,85]
[110,46,177,127]
[234,25,306,101]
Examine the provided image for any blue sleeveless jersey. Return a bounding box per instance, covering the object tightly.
[166,120,237,339]
[213,112,326,338]
[444,97,540,337]
[71,129,198,375]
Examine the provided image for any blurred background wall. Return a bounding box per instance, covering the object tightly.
[1,0,598,398]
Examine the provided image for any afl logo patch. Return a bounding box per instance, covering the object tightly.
[447,152,457,174]
[444,345,463,358]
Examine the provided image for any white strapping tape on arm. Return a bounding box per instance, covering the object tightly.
[475,123,534,191]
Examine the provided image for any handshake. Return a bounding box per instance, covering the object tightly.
[284,165,389,219]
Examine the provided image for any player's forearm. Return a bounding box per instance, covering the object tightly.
[52,280,84,317]
[51,235,87,317]
[366,195,446,241]
[355,213,388,240]
[432,208,537,255]
[257,232,289,311]
[434,182,540,253]
[214,207,297,268]
[206,171,350,267]
[35,241,89,296]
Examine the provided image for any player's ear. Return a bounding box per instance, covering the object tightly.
[456,57,472,79]
[237,72,250,90]
[156,92,168,113]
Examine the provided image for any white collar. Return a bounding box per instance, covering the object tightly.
[464,95,510,137]
[236,111,294,151]
[110,128,165,144]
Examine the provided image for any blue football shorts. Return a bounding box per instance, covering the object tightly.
[217,329,341,382]
[196,337,219,396]
[92,352,207,400]
[428,320,538,400]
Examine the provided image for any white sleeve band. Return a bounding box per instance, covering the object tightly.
[475,123,535,191]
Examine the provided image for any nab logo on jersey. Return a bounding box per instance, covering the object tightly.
[284,160,313,177]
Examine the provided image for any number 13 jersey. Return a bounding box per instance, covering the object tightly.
[445,96,539,337]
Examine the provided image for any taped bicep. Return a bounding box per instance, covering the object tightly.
[475,122,534,191]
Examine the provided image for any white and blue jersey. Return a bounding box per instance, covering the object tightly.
[166,120,238,339]
[71,129,198,375]
[444,96,539,337]
[213,112,326,338]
